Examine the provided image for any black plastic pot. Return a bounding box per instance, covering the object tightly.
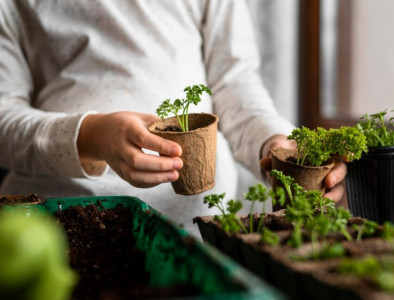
[346,146,394,223]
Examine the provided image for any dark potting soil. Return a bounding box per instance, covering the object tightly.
[54,202,198,300]
[286,156,333,167]
[155,125,182,132]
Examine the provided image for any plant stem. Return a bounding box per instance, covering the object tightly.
[185,105,190,132]
[256,201,266,233]
[236,219,248,234]
[249,201,255,233]
[176,115,185,132]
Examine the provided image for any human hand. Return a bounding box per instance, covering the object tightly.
[259,134,347,204]
[77,112,183,188]
[259,134,296,172]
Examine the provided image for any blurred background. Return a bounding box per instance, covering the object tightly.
[1,0,393,204]
[247,0,393,128]
[238,0,394,202]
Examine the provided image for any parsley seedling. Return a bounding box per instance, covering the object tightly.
[287,126,367,166]
[357,109,394,147]
[203,193,248,234]
[243,183,269,233]
[156,84,212,132]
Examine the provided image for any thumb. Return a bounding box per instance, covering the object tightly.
[260,157,272,172]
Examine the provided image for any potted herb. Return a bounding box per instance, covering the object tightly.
[346,109,394,223]
[194,173,394,300]
[270,126,367,208]
[149,84,219,195]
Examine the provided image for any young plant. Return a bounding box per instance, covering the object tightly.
[270,169,304,204]
[353,220,378,241]
[260,227,280,246]
[381,221,394,241]
[243,183,269,233]
[291,242,345,261]
[156,84,212,132]
[287,126,367,166]
[357,109,394,147]
[337,256,394,293]
[271,169,353,248]
[203,193,247,234]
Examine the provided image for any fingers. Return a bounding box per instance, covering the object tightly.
[323,180,346,204]
[119,160,180,188]
[323,160,347,203]
[324,160,347,189]
[123,148,183,172]
[260,157,272,172]
[261,134,296,158]
[128,127,182,157]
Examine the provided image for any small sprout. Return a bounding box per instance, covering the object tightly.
[357,109,394,147]
[270,170,296,203]
[227,199,243,215]
[156,84,212,132]
[287,220,303,248]
[337,255,394,292]
[203,193,226,214]
[291,242,345,261]
[260,227,279,246]
[203,193,247,234]
[353,220,378,241]
[382,221,394,241]
[329,207,352,242]
[319,243,345,260]
[269,188,286,209]
[243,183,269,233]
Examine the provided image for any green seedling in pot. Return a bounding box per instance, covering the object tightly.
[382,221,394,241]
[260,227,280,246]
[287,125,367,166]
[338,255,394,293]
[203,188,279,242]
[243,183,269,233]
[0,209,77,300]
[270,169,304,204]
[271,169,353,248]
[357,109,394,147]
[203,193,247,234]
[291,242,345,261]
[156,84,212,132]
[353,220,378,242]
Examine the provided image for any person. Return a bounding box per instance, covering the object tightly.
[0,0,346,237]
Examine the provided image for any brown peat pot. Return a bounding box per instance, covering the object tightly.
[270,148,335,209]
[149,113,219,195]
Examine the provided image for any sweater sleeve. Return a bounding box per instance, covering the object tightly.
[202,0,295,178]
[0,7,107,178]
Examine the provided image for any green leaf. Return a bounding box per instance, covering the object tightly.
[260,227,280,246]
[155,84,211,132]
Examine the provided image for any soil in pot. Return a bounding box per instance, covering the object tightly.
[54,202,199,300]
[149,113,219,196]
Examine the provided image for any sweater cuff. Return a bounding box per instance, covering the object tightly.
[41,111,109,178]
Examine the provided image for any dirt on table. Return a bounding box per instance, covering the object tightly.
[0,194,41,206]
[54,202,198,300]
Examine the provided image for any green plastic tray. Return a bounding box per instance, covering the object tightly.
[10,196,286,300]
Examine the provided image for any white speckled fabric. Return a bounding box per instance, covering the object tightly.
[0,0,294,237]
